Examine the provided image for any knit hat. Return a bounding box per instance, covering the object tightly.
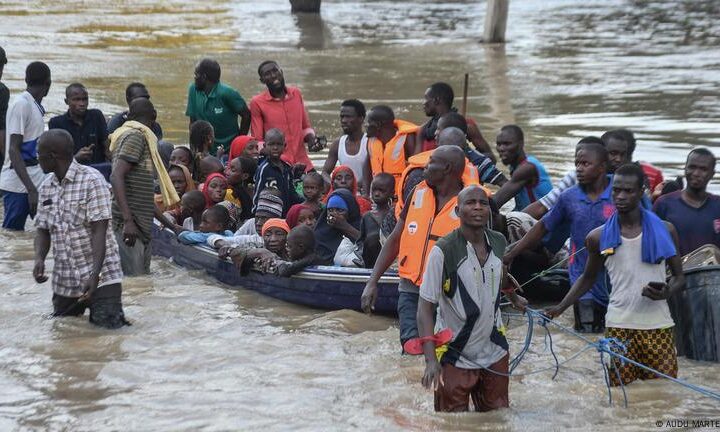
[255,191,284,218]
[261,218,290,236]
[327,194,348,211]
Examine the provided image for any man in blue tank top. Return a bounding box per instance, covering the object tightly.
[491,124,552,211]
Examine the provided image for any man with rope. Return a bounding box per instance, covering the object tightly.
[546,163,685,386]
[417,185,527,411]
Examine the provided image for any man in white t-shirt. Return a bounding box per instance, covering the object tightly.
[0,61,51,230]
[322,99,371,196]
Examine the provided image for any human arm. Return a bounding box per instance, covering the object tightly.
[8,134,38,216]
[527,170,577,218]
[466,120,496,163]
[321,138,340,185]
[249,98,264,140]
[360,157,372,197]
[501,265,528,311]
[178,231,211,245]
[465,148,507,187]
[523,200,547,220]
[33,228,51,283]
[491,162,537,208]
[545,229,605,317]
[404,132,420,157]
[109,158,140,246]
[276,254,318,277]
[78,219,108,301]
[0,85,8,165]
[326,211,360,241]
[642,222,685,300]
[503,220,548,266]
[418,297,441,389]
[361,214,404,313]
[155,206,182,234]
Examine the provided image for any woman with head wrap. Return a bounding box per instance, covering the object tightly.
[228,135,261,166]
[314,189,361,265]
[324,165,372,215]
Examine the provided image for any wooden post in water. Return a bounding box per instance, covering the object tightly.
[483,0,509,43]
[461,73,469,117]
[290,0,321,13]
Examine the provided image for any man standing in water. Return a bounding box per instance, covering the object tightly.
[546,164,685,385]
[251,60,319,172]
[322,99,371,196]
[33,130,127,328]
[0,47,8,173]
[362,145,466,347]
[0,61,51,230]
[186,58,251,155]
[418,185,526,411]
[107,82,164,139]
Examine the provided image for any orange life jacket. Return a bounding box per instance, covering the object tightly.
[397,180,463,286]
[368,119,418,181]
[394,150,489,218]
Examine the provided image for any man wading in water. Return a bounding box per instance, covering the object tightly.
[33,130,127,328]
[417,185,526,412]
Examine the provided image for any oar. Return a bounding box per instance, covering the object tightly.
[460,73,469,117]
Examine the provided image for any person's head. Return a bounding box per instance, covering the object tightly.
[340,99,366,135]
[574,141,608,186]
[255,189,285,233]
[598,131,631,173]
[127,97,157,128]
[158,140,174,170]
[365,105,395,138]
[302,171,324,202]
[436,111,468,140]
[64,83,88,117]
[189,120,214,155]
[327,193,349,222]
[170,146,194,171]
[496,125,524,165]
[612,163,645,214]
[226,156,255,186]
[287,204,317,229]
[258,60,285,93]
[456,185,491,229]
[261,218,290,254]
[436,126,467,149]
[37,129,74,175]
[203,173,228,207]
[25,61,51,96]
[168,164,190,196]
[198,155,224,183]
[181,190,206,219]
[229,135,260,162]
[424,145,466,187]
[264,128,286,161]
[194,58,221,91]
[370,173,395,207]
[331,165,356,193]
[0,46,6,80]
[199,205,230,233]
[423,82,454,117]
[125,82,150,106]
[684,148,716,192]
[286,225,316,261]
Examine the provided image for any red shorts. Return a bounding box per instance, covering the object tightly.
[434,354,510,412]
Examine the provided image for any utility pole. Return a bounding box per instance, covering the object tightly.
[290,0,321,13]
[483,0,509,43]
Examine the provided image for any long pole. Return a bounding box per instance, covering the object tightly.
[461,73,469,117]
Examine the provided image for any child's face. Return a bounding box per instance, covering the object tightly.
[181,196,204,218]
[332,170,354,191]
[263,228,287,254]
[169,168,188,196]
[225,159,244,186]
[265,136,285,160]
[170,148,191,168]
[371,179,394,205]
[286,237,306,261]
[255,213,271,234]
[198,211,222,233]
[207,177,227,204]
[303,178,322,201]
[242,140,260,159]
[298,208,316,228]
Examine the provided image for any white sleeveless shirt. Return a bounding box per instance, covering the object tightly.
[338,134,368,186]
[604,233,674,330]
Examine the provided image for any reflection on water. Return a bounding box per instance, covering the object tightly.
[1,0,719,429]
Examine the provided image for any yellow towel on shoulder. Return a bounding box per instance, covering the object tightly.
[110,120,180,208]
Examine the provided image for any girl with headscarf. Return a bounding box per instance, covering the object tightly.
[314,189,361,265]
[324,165,372,215]
[286,203,317,229]
[228,135,261,166]
[156,163,197,218]
[203,172,240,231]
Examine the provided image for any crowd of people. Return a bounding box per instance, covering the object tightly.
[1,48,718,413]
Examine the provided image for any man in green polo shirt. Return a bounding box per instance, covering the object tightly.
[185,58,251,155]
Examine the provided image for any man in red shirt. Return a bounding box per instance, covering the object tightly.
[250,61,320,173]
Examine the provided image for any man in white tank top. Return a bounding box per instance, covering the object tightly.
[546,164,685,386]
[322,99,371,196]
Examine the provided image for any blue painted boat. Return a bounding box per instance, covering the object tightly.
[151,224,401,315]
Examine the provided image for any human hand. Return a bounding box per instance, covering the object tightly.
[307,135,326,152]
[28,188,39,218]
[510,293,528,312]
[216,145,225,160]
[326,212,347,228]
[421,360,443,390]
[78,273,100,303]
[292,163,307,178]
[642,282,671,300]
[122,219,140,247]
[543,304,565,319]
[33,260,48,283]
[74,145,95,162]
[361,281,378,314]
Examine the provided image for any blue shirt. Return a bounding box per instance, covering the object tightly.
[541,178,615,306]
[653,191,720,256]
[510,154,552,211]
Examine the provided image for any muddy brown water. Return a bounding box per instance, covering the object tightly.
[1,0,719,430]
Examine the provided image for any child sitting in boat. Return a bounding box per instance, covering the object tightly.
[299,171,324,216]
[170,145,195,177]
[211,188,284,252]
[228,135,261,161]
[189,119,214,159]
[355,173,395,268]
[274,225,320,276]
[203,172,240,230]
[324,165,372,215]
[227,218,290,274]
[314,190,361,266]
[164,189,205,231]
[198,155,224,186]
[286,204,317,229]
[224,156,256,223]
[155,163,195,211]
[253,128,304,216]
[177,205,233,245]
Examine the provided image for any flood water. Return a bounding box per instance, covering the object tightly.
[1,0,719,430]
